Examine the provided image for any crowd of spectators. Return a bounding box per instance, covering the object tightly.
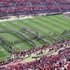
[0,0,70,17]
[0,40,70,70]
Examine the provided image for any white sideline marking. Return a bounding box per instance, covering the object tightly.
[0,16,33,23]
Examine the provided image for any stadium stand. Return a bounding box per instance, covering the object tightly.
[0,40,70,70]
[0,0,70,17]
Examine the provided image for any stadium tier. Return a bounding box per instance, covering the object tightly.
[0,0,70,17]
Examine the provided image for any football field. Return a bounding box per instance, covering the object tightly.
[0,14,70,61]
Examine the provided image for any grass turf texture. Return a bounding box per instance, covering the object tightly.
[0,14,70,61]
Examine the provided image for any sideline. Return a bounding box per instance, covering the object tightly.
[0,16,33,23]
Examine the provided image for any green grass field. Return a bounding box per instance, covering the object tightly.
[0,14,70,61]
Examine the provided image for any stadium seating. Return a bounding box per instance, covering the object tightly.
[0,40,70,70]
[0,0,70,17]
